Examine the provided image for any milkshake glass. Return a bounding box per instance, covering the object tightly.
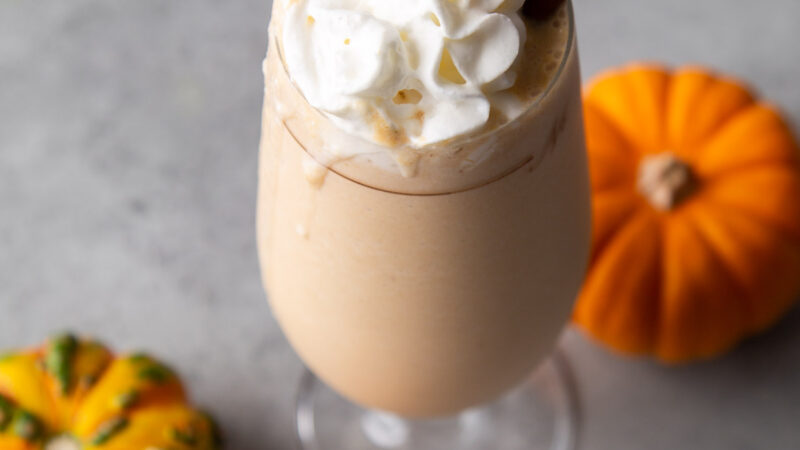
[258,1,590,448]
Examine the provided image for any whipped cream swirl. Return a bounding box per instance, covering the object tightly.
[282,0,527,148]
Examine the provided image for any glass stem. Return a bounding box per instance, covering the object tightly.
[361,410,410,448]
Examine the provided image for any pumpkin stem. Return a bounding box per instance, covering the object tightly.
[637,152,697,211]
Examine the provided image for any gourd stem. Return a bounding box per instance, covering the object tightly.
[637,152,697,211]
[44,435,81,450]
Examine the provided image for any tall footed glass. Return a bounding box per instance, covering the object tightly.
[257,1,590,448]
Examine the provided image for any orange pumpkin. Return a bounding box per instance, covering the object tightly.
[0,334,221,449]
[574,64,800,363]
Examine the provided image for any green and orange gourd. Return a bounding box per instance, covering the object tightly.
[0,334,221,450]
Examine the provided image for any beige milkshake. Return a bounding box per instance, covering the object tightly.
[258,0,590,417]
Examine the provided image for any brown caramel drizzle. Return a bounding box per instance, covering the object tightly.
[370,110,408,147]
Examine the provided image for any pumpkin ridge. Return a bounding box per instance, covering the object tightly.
[32,347,63,430]
[658,213,751,361]
[694,105,800,177]
[690,206,787,334]
[38,337,78,430]
[697,160,800,187]
[36,337,117,432]
[606,65,671,154]
[694,202,800,332]
[681,207,757,331]
[672,76,757,157]
[626,66,670,154]
[41,373,67,433]
[655,219,674,360]
[584,83,654,155]
[649,213,665,356]
[583,62,671,97]
[590,165,636,194]
[576,208,663,353]
[690,103,765,162]
[665,69,714,157]
[698,165,800,240]
[64,346,113,431]
[0,353,61,431]
[583,100,640,157]
[589,190,643,265]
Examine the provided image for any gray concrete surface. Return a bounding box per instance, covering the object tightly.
[1,0,799,448]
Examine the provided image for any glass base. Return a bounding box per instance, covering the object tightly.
[295,351,580,450]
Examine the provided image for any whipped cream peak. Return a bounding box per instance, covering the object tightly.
[282,0,527,149]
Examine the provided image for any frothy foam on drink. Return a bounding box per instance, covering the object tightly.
[282,0,527,149]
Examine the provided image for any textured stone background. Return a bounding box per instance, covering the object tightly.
[1,1,799,448]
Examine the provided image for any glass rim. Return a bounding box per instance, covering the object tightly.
[271,1,576,195]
